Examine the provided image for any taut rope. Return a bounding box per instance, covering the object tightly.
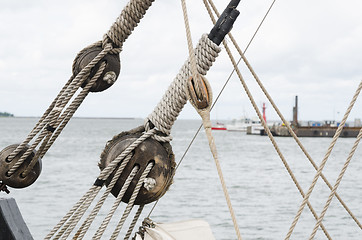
[285,80,362,240]
[204,0,361,237]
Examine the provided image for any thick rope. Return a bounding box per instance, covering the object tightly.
[106,0,154,49]
[285,80,362,240]
[146,35,220,141]
[309,126,362,239]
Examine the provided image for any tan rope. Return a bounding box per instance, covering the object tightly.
[285,80,362,240]
[309,124,362,239]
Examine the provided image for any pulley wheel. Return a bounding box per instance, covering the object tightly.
[99,128,175,205]
[73,46,121,92]
[0,144,42,188]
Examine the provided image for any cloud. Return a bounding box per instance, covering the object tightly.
[0,0,361,123]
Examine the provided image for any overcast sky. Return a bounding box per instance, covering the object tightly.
[0,0,361,122]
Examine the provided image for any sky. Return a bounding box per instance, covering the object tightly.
[0,0,362,123]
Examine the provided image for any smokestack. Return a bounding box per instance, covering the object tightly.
[292,96,298,126]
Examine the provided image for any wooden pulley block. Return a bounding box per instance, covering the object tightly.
[73,46,121,92]
[99,127,175,205]
[187,74,212,110]
[0,144,42,189]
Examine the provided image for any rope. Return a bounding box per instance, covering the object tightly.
[179,1,243,239]
[285,80,362,240]
[205,0,361,232]
[106,0,155,49]
[124,205,145,240]
[73,153,134,239]
[180,0,202,97]
[309,125,362,239]
[6,0,156,181]
[110,162,154,240]
[145,34,220,141]
[92,166,140,240]
[46,129,155,239]
[201,1,335,239]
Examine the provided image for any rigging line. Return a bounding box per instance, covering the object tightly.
[209,0,362,230]
[180,1,242,237]
[146,0,276,219]
[309,121,362,239]
[285,80,362,240]
[205,0,334,238]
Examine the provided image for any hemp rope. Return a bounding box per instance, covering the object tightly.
[285,80,362,240]
[309,124,362,239]
[6,0,154,179]
[205,0,361,232]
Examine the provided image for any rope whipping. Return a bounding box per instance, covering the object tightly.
[285,80,362,240]
[3,0,155,183]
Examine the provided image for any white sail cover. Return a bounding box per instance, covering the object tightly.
[135,219,216,240]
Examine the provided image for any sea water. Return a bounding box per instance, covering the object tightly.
[0,117,361,239]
